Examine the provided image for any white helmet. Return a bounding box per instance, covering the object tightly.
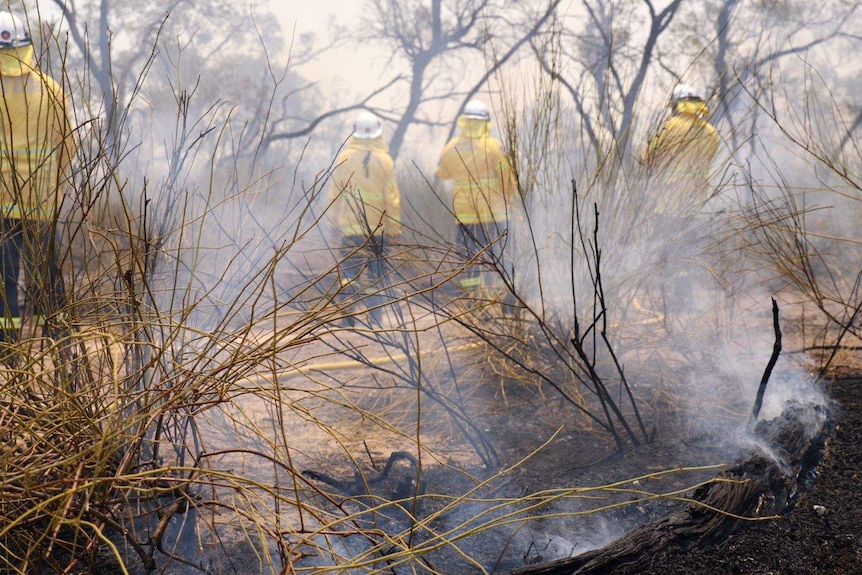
[463,100,490,121]
[672,83,701,103]
[353,111,383,139]
[0,12,31,50]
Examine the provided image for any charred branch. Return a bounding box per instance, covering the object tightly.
[303,451,425,503]
[750,297,782,425]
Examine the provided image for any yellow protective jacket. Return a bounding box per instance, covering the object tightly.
[436,116,516,225]
[329,135,401,238]
[644,100,719,211]
[0,45,76,221]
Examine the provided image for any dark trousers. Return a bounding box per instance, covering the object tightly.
[1,217,66,329]
[339,234,386,290]
[455,220,508,291]
[337,234,389,323]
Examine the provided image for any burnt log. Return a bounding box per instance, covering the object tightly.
[509,401,829,575]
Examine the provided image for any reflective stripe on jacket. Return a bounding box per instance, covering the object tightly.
[0,58,76,221]
[329,135,401,238]
[436,116,515,224]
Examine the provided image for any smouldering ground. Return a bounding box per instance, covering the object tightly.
[613,375,862,575]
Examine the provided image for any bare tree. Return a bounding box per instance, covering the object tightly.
[364,0,501,158]
[520,0,862,172]
[530,0,685,159]
[47,0,282,159]
[258,1,562,161]
[690,1,857,157]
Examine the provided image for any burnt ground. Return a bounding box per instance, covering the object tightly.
[315,346,861,574]
[276,305,862,575]
[80,372,859,575]
[406,371,860,575]
[389,356,862,574]
[621,375,862,575]
[257,245,861,573]
[499,373,861,575]
[473,375,861,575]
[78,320,862,574]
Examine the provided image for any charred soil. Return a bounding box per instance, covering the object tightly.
[621,375,862,575]
[507,374,861,575]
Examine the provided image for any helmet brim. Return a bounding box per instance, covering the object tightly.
[0,38,31,49]
[353,127,383,140]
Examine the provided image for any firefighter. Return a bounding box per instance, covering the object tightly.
[328,111,401,325]
[436,99,516,301]
[644,83,719,215]
[643,84,720,312]
[0,11,76,343]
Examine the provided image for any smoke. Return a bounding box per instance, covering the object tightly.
[84,14,858,573]
[522,517,627,562]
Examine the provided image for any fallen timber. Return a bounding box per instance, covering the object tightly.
[508,399,831,575]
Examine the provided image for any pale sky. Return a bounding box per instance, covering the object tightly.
[36,0,368,89]
[269,1,370,87]
[267,0,447,162]
[265,0,545,165]
[273,1,358,28]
